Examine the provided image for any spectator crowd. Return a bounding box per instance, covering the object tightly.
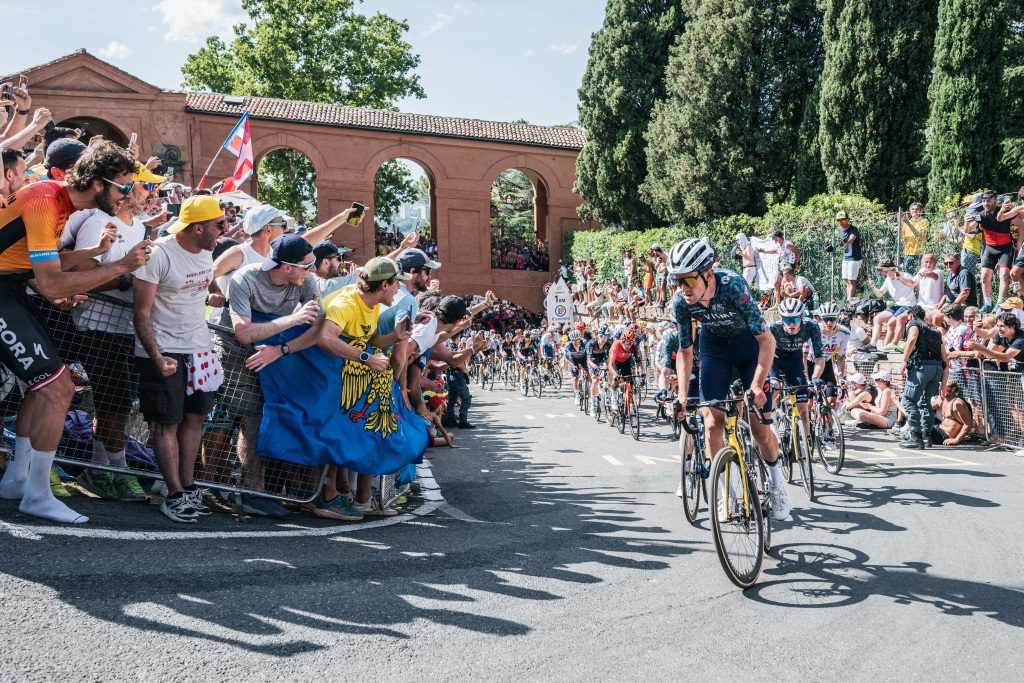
[491,235,550,271]
[0,80,505,526]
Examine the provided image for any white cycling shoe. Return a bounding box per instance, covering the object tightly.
[770,485,791,521]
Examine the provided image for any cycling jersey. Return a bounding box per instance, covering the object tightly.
[807,324,850,363]
[610,340,637,365]
[587,339,611,365]
[515,339,537,358]
[672,269,766,348]
[0,180,75,277]
[769,319,823,358]
[657,329,679,371]
[564,340,588,365]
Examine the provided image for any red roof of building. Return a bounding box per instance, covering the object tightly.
[184,92,585,151]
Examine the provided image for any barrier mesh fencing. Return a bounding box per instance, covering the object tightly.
[2,292,332,504]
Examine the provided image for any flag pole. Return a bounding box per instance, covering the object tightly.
[196,113,247,189]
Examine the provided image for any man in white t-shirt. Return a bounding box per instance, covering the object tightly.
[70,162,164,503]
[867,258,918,351]
[133,196,225,524]
[780,265,816,304]
[915,252,945,311]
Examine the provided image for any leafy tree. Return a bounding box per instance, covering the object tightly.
[575,0,687,229]
[257,149,316,224]
[818,0,937,206]
[795,80,827,202]
[642,0,822,223]
[491,170,536,242]
[925,0,1006,209]
[181,0,424,220]
[999,13,1024,187]
[373,160,418,228]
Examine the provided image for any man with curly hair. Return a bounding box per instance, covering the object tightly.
[0,141,152,523]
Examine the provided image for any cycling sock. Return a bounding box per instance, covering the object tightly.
[91,440,110,467]
[0,436,33,499]
[19,448,88,524]
[984,296,993,307]
[767,459,783,487]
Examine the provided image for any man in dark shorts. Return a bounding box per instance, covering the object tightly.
[972,190,1016,312]
[133,196,226,523]
[0,141,150,523]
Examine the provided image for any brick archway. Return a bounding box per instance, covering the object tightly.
[10,50,598,311]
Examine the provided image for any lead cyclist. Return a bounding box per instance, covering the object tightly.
[667,237,790,521]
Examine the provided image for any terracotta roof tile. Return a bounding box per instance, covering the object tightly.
[185,92,585,150]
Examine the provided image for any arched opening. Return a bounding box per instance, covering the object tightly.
[254,148,318,228]
[56,116,126,147]
[490,168,549,271]
[373,158,436,258]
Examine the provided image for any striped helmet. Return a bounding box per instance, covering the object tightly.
[667,238,715,276]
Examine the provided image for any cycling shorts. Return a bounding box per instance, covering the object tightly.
[0,280,67,391]
[981,243,1013,270]
[570,363,589,377]
[772,353,809,403]
[698,330,773,412]
[807,358,839,396]
[518,347,536,359]
[541,344,555,359]
[568,354,588,367]
[612,360,635,380]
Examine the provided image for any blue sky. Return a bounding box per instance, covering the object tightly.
[0,0,604,126]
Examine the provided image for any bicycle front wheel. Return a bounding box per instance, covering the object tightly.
[815,406,845,474]
[794,417,815,502]
[552,366,563,390]
[616,390,627,434]
[680,429,702,524]
[709,447,765,589]
[531,371,543,398]
[628,389,640,440]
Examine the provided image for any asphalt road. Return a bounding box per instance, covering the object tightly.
[1,377,1023,681]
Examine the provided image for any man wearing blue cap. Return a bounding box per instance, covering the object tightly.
[210,204,287,324]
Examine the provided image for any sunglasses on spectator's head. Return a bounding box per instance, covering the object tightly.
[282,260,315,270]
[821,316,838,324]
[782,316,802,325]
[266,220,288,227]
[102,178,134,196]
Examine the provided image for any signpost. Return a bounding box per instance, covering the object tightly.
[545,278,574,324]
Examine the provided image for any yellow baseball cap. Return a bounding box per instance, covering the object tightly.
[999,297,1023,310]
[168,196,224,234]
[134,162,166,184]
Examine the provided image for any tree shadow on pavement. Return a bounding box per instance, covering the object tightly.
[747,543,1024,629]
[0,392,705,659]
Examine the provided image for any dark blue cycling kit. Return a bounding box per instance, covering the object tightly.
[565,341,589,365]
[769,319,823,403]
[586,339,611,366]
[671,269,769,405]
[657,329,679,370]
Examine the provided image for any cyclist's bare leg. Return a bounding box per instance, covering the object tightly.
[701,406,727,455]
[797,401,811,434]
[750,419,779,463]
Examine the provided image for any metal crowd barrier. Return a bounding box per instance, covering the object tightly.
[0,293,346,505]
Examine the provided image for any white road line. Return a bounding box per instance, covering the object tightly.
[634,454,680,465]
[545,413,576,419]
[603,455,624,466]
[524,415,536,420]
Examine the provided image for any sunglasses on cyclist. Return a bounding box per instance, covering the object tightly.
[821,316,838,324]
[782,316,802,325]
[102,178,134,196]
[673,273,704,287]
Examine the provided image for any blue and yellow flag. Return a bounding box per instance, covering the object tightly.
[254,315,428,474]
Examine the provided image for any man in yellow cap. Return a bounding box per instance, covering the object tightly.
[133,194,227,523]
[69,162,167,503]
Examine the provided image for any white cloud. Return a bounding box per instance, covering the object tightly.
[424,13,454,37]
[525,48,535,57]
[547,43,578,55]
[154,0,244,43]
[98,41,132,60]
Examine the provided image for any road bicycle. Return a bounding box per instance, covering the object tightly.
[679,401,710,524]
[771,381,814,502]
[591,368,608,423]
[700,387,774,589]
[475,353,496,391]
[611,371,641,440]
[518,359,542,398]
[810,384,845,474]
[539,357,563,391]
[573,367,590,413]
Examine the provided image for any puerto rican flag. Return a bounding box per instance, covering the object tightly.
[219,113,253,191]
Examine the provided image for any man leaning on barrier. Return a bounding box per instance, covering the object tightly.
[0,141,151,524]
[132,195,225,524]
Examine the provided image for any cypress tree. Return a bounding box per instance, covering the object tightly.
[795,79,827,202]
[575,0,686,229]
[642,0,821,223]
[999,12,1024,186]
[818,0,938,206]
[926,0,1006,209]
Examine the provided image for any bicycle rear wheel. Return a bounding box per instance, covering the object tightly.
[680,429,702,524]
[552,366,563,390]
[709,447,765,589]
[531,371,543,398]
[773,406,793,482]
[616,389,626,434]
[628,389,640,440]
[593,392,603,423]
[794,417,814,502]
[815,406,845,474]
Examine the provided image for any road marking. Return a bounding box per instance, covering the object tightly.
[545,413,575,419]
[634,454,681,465]
[603,455,624,466]
[524,414,536,420]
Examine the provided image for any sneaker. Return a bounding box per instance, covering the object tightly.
[458,420,476,429]
[980,304,993,314]
[242,495,289,519]
[353,496,399,517]
[881,344,899,352]
[202,489,234,513]
[859,343,877,353]
[160,494,199,524]
[904,432,924,449]
[50,467,71,497]
[394,494,408,506]
[150,479,168,498]
[184,488,213,516]
[770,486,791,521]
[77,469,119,500]
[311,494,364,521]
[843,418,860,429]
[114,475,150,502]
